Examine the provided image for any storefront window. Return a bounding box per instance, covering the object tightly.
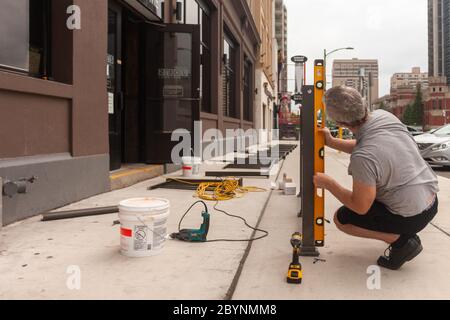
[0,0,29,71]
[185,0,199,24]
[0,0,51,78]
[181,0,212,113]
[223,32,237,118]
[138,0,163,19]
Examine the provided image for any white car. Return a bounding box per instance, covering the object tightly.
[406,126,424,136]
[414,125,450,167]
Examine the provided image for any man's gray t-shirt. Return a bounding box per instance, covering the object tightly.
[348,110,439,217]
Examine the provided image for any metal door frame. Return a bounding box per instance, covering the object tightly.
[108,0,124,170]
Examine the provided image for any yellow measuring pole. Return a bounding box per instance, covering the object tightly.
[314,60,325,247]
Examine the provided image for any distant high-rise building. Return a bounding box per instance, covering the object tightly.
[332,58,379,107]
[248,0,277,134]
[275,0,288,94]
[427,0,450,128]
[428,0,450,83]
[391,67,429,90]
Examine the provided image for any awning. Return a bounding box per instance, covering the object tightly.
[122,0,163,22]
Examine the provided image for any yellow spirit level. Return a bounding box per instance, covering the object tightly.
[314,60,325,247]
[298,59,325,257]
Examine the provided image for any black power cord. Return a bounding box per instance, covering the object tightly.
[176,200,269,243]
[206,201,269,243]
[177,200,209,233]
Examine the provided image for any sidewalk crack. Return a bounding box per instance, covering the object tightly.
[224,158,286,300]
[431,223,450,238]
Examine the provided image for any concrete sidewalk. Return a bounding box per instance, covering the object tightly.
[1,144,449,300]
[0,154,287,300]
[232,148,450,300]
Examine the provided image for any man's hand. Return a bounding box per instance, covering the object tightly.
[319,127,357,154]
[319,128,333,146]
[314,173,334,190]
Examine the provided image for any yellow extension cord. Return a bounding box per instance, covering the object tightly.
[165,177,267,201]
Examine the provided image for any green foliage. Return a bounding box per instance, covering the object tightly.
[403,85,424,126]
[403,103,413,124]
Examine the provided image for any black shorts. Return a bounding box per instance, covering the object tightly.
[336,197,439,236]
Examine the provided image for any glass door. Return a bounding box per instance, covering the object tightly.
[143,24,200,164]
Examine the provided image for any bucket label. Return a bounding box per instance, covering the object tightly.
[124,219,168,253]
[134,226,150,251]
[153,219,168,249]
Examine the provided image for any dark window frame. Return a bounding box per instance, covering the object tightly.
[222,28,238,119]
[243,57,253,122]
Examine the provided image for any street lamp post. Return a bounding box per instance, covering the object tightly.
[323,47,355,91]
[323,47,354,140]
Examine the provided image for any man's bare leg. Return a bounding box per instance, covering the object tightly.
[334,213,400,244]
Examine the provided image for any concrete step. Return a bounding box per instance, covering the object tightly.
[109,164,164,191]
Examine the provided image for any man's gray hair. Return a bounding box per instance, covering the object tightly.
[325,86,368,126]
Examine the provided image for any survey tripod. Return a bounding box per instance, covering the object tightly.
[296,59,326,257]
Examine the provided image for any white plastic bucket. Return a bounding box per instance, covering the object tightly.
[118,197,170,258]
[182,157,202,177]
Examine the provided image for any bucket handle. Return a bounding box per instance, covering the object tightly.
[137,214,153,224]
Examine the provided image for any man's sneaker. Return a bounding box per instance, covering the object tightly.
[377,237,423,271]
[413,234,422,244]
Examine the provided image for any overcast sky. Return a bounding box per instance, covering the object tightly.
[285,0,428,97]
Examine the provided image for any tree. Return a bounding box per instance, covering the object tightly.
[403,85,424,126]
[403,103,413,125]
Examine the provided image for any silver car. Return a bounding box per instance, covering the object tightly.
[414,125,450,167]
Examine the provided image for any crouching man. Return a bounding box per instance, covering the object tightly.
[314,86,439,270]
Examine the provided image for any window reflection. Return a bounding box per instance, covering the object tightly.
[0,0,30,71]
[161,33,193,131]
[0,0,51,78]
[223,32,237,118]
[185,0,199,24]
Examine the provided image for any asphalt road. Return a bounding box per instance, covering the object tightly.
[433,166,450,179]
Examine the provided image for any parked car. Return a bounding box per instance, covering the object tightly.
[406,126,424,136]
[327,125,354,139]
[330,129,339,138]
[427,127,441,134]
[414,124,450,167]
